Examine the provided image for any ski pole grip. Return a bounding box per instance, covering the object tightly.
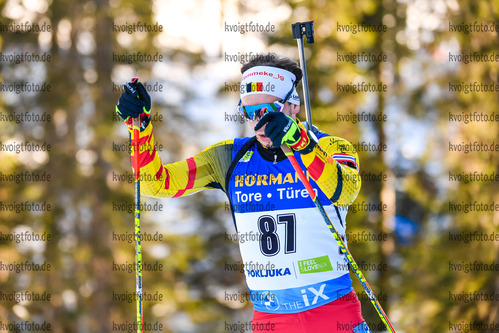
[292,21,315,130]
[292,21,315,44]
[280,144,293,155]
[132,117,140,132]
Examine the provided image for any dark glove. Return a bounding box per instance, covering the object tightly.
[254,112,302,146]
[254,112,317,153]
[115,80,151,131]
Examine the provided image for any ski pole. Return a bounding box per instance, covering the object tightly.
[290,21,397,332]
[281,145,396,332]
[131,77,144,333]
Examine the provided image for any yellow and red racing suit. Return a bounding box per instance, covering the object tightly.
[130,120,361,314]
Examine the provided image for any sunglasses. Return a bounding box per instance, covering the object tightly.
[237,83,295,121]
[237,101,284,121]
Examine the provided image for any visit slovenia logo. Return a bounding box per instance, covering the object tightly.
[297,255,333,274]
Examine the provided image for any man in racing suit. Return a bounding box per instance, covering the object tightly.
[115,54,369,332]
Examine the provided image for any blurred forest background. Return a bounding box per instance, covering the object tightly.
[0,0,498,332]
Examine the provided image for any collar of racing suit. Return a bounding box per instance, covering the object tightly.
[256,139,287,163]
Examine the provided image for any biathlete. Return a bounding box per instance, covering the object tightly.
[115,53,370,332]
